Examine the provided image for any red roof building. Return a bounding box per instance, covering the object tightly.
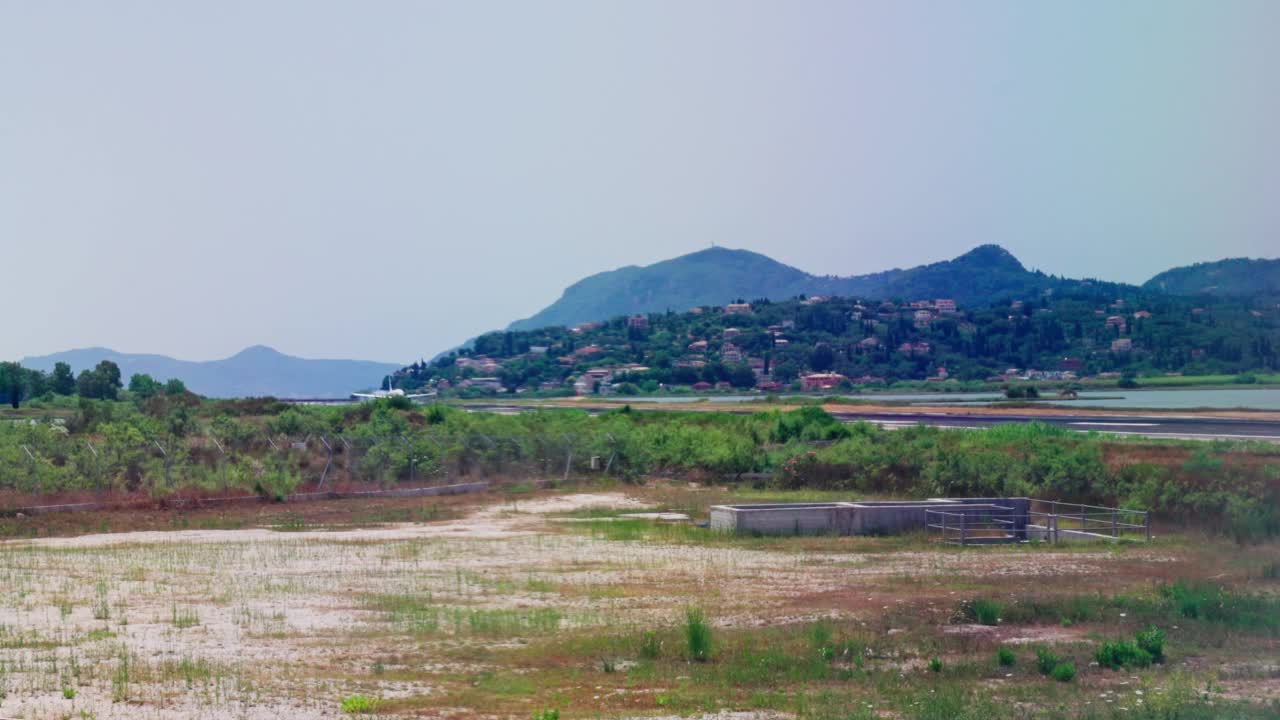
[800,373,848,391]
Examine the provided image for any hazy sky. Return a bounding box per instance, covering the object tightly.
[4,1,1278,364]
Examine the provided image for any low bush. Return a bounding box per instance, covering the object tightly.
[1049,662,1075,682]
[1095,639,1153,669]
[1034,647,1060,676]
[996,646,1016,667]
[1135,625,1166,663]
[340,695,378,714]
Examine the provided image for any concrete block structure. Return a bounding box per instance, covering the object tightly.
[710,498,1024,536]
[711,497,1018,535]
[709,496,1146,544]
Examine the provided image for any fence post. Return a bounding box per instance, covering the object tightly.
[959,512,967,546]
[940,512,947,543]
[1112,509,1118,538]
[1144,512,1151,541]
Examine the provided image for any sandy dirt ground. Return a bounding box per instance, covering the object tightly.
[0,491,1218,719]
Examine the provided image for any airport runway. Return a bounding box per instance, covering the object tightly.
[821,410,1280,442]
[461,403,1280,443]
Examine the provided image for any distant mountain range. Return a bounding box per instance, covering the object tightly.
[25,247,1277,399]
[20,345,400,399]
[511,245,1089,331]
[509,245,1280,333]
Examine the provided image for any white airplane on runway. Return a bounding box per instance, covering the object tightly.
[350,382,434,401]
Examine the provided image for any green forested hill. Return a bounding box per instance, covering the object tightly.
[1144,257,1280,299]
[509,244,1104,332]
[403,284,1279,394]
[508,247,816,331]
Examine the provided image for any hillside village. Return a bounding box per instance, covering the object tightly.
[396,287,1279,397]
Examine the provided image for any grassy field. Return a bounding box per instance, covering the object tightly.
[0,484,1277,719]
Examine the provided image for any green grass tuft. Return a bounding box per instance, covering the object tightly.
[684,607,712,662]
[996,646,1016,667]
[341,695,379,714]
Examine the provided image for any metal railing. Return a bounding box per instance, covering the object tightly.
[1031,500,1151,541]
[928,499,1151,546]
[927,507,1024,545]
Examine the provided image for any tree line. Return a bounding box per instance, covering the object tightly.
[0,359,187,408]
[3,400,1276,542]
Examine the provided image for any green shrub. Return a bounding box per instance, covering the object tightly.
[254,456,300,501]
[684,608,712,662]
[340,695,378,714]
[1135,625,1165,663]
[425,404,449,425]
[928,657,943,673]
[1095,639,1152,669]
[533,710,560,720]
[1049,662,1075,682]
[996,646,1016,667]
[1034,647,1060,676]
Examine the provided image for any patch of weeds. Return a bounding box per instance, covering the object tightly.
[524,578,556,593]
[171,604,200,629]
[62,687,76,699]
[684,607,712,662]
[638,630,662,659]
[457,607,562,636]
[1135,625,1165,663]
[474,671,535,696]
[364,593,440,635]
[110,646,131,702]
[92,582,110,620]
[957,597,1002,625]
[532,710,559,720]
[999,593,1110,625]
[1160,581,1280,633]
[807,621,835,661]
[1049,662,1075,682]
[1095,639,1152,669]
[341,694,379,714]
[908,686,999,720]
[162,656,213,688]
[996,646,1016,667]
[927,657,943,673]
[272,513,309,531]
[1034,647,1060,676]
